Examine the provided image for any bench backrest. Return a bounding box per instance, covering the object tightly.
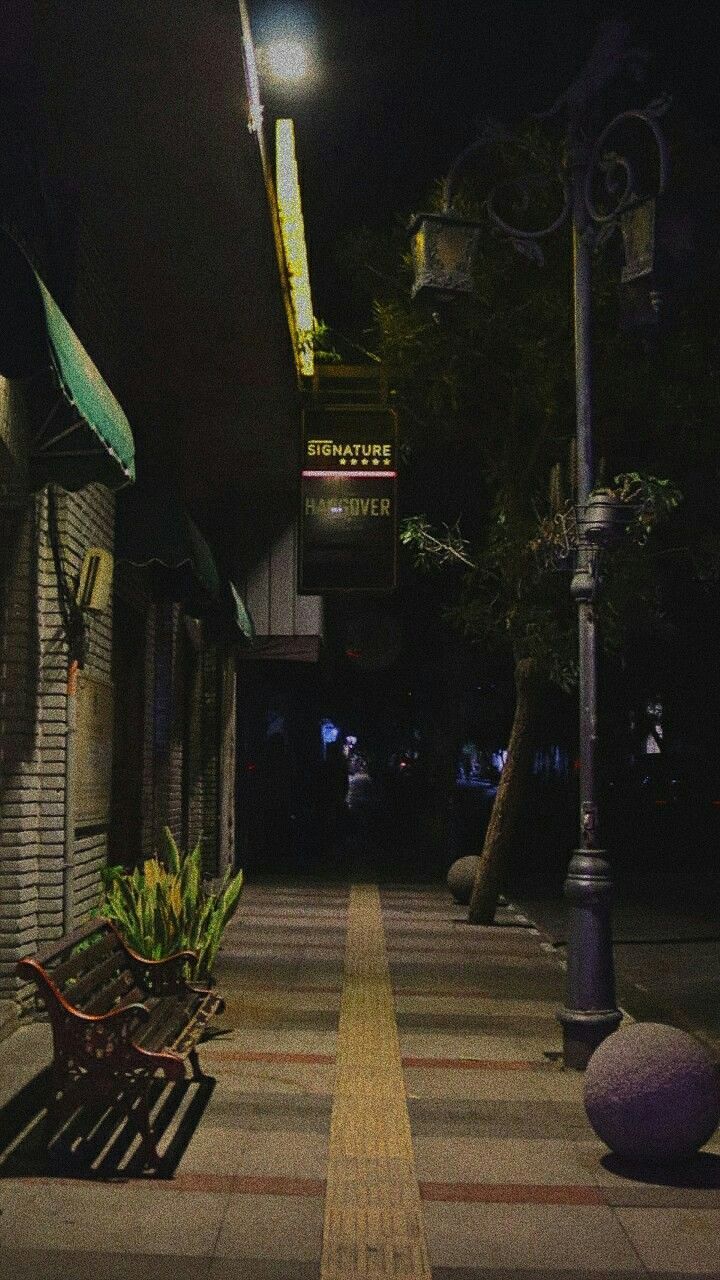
[20,920,140,1016]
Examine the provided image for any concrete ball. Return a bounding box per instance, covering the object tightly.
[447,856,479,905]
[584,1022,720,1162]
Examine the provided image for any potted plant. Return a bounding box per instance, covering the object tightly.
[98,827,244,981]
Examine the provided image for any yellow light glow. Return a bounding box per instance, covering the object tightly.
[276,118,314,377]
[265,39,308,83]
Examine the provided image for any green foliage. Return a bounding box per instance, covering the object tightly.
[68,929,104,958]
[311,317,343,363]
[399,514,475,569]
[611,473,683,540]
[400,464,684,693]
[350,111,720,698]
[530,472,683,570]
[97,827,244,980]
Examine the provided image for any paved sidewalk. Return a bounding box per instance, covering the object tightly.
[0,878,719,1278]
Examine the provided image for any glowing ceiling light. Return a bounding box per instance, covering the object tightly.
[276,118,314,376]
[265,39,308,83]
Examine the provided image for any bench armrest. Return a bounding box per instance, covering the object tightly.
[18,956,150,1026]
[58,999,176,1080]
[102,921,198,995]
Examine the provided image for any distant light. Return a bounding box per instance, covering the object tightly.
[265,38,308,83]
[321,719,340,746]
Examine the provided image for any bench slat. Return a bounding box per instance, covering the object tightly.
[134,994,188,1050]
[49,929,122,988]
[153,1006,194,1052]
[82,969,142,1016]
[173,991,223,1055]
[30,920,109,970]
[60,947,132,1008]
[164,994,207,1049]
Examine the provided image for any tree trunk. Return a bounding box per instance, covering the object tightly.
[467,655,541,925]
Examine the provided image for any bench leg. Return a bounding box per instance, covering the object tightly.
[130,1086,160,1168]
[188,1047,205,1082]
[44,1091,59,1148]
[44,1065,66,1149]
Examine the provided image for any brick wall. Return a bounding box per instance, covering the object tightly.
[200,644,219,876]
[0,501,40,1024]
[141,601,156,860]
[124,594,225,870]
[0,479,115,1010]
[184,637,204,853]
[52,484,115,934]
[166,603,186,846]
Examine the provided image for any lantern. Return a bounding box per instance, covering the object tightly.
[408,211,480,302]
[619,199,656,284]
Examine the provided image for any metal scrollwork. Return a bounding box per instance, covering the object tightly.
[584,107,670,224]
[442,116,514,211]
[485,172,571,243]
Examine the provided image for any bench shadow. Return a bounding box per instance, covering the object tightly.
[601,1150,720,1188]
[0,1067,216,1181]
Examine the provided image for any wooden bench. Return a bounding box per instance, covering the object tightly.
[17,918,225,1168]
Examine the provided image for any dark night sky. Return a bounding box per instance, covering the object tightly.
[251,0,720,323]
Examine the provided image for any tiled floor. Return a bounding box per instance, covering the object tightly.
[0,878,719,1277]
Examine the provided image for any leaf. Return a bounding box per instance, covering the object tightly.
[98,828,241,974]
[162,826,182,876]
[100,865,125,890]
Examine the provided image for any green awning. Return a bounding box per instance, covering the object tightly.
[229,580,255,641]
[34,274,135,487]
[115,485,254,640]
[115,484,219,599]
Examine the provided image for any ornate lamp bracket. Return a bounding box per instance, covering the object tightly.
[485,173,571,267]
[583,104,670,228]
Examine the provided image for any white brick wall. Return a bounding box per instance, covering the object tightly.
[0,502,42,1007]
[0,481,115,1005]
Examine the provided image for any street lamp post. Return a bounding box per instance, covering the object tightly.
[560,125,622,1069]
[409,22,670,1068]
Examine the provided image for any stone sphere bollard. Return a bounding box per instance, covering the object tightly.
[584,1022,720,1162]
[447,856,479,905]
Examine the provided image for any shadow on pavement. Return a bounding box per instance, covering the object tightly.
[0,1066,215,1181]
[602,1150,720,1187]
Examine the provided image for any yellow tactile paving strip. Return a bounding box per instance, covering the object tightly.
[320,883,432,1279]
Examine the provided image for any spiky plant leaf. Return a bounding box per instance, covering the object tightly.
[161,826,182,877]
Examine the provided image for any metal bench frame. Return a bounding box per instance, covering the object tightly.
[17,918,225,1168]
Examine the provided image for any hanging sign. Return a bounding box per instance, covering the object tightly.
[299,405,398,593]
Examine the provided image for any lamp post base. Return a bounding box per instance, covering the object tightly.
[557,1006,623,1070]
[559,848,622,1070]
